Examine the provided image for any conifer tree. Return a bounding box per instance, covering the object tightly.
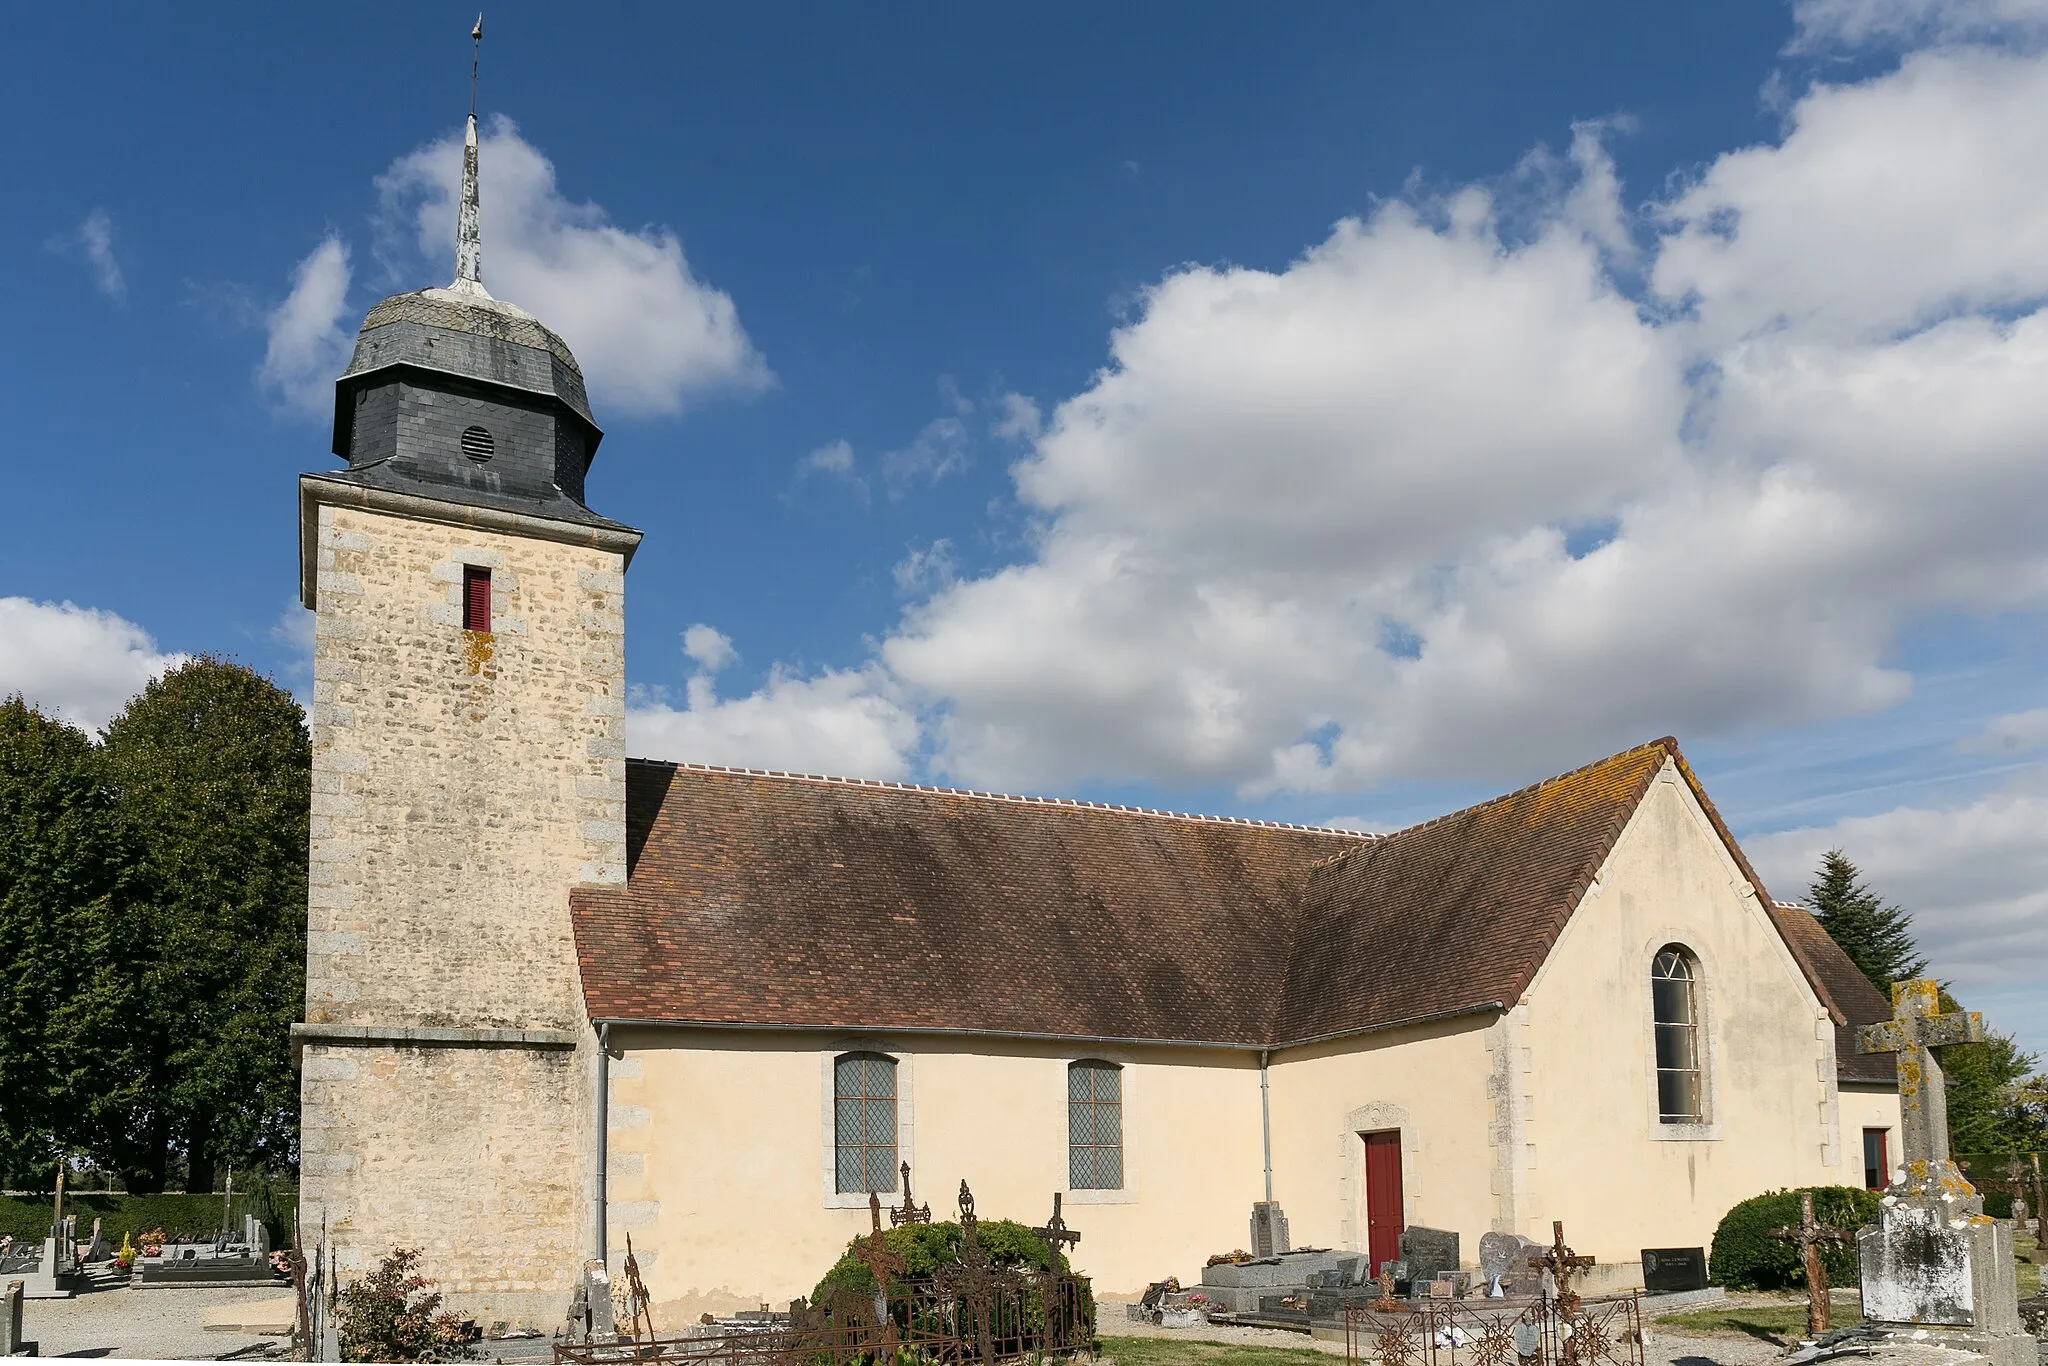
[1808,849,1926,994]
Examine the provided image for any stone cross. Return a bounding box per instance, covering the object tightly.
[1528,1220,1596,1316]
[1857,980,1985,1195]
[889,1160,931,1226]
[1032,1193,1080,1270]
[1771,1192,1850,1335]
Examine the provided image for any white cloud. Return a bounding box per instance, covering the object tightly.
[78,210,124,302]
[375,117,768,416]
[799,439,856,478]
[681,623,738,673]
[628,666,918,779]
[0,598,187,733]
[795,438,869,504]
[1957,708,2048,756]
[850,40,2048,795]
[880,379,975,496]
[1746,773,2048,1001]
[1653,48,2048,348]
[258,236,354,417]
[992,393,1043,443]
[892,540,957,595]
[1789,0,2048,50]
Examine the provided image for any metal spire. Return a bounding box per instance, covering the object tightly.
[453,14,488,295]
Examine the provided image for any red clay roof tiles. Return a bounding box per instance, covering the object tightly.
[568,736,1892,1078]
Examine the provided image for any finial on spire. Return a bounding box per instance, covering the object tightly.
[453,15,489,296]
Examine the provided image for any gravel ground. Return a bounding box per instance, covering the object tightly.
[16,1280,289,1361]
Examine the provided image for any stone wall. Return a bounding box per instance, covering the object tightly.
[299,498,625,1326]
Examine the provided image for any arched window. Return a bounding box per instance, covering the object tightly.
[1652,946,1704,1123]
[834,1052,898,1193]
[1068,1060,1123,1190]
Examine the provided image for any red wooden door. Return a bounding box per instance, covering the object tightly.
[1364,1130,1404,1275]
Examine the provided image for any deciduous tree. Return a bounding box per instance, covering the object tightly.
[100,659,308,1191]
[0,697,131,1187]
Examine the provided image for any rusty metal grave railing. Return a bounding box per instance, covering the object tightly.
[554,1180,1096,1365]
[1343,1294,1645,1366]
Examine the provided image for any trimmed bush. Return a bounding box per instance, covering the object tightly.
[0,1192,299,1250]
[1709,1186,1879,1290]
[813,1219,1068,1301]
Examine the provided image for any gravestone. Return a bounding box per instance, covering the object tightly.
[1855,980,2032,1366]
[1400,1227,1459,1281]
[0,1279,27,1358]
[1250,1202,1290,1258]
[14,1237,73,1301]
[1478,1231,1543,1297]
[1641,1247,1708,1294]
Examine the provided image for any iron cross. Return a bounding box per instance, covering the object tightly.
[1528,1220,1596,1315]
[1033,1192,1081,1268]
[889,1160,931,1226]
[1770,1191,1850,1335]
[1858,979,1985,1191]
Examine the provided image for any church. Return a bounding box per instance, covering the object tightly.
[292,110,1900,1332]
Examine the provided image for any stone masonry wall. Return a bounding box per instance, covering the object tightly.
[299,500,626,1325]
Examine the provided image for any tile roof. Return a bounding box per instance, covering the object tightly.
[1770,901,1900,1085]
[569,737,1891,1081]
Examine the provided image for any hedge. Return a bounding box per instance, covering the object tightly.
[0,1193,299,1250]
[1708,1186,1879,1290]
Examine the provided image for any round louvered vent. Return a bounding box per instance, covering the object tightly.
[460,425,495,462]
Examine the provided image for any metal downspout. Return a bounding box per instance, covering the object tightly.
[595,1023,610,1269]
[1260,1048,1274,1202]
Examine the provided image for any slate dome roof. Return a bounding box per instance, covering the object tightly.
[337,280,595,430]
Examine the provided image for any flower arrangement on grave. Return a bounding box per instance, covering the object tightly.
[114,1231,137,1272]
[137,1227,165,1259]
[1206,1249,1255,1267]
[270,1249,292,1278]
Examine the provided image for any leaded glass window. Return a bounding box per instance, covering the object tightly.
[1652,947,1704,1123]
[834,1052,898,1194]
[1068,1060,1123,1190]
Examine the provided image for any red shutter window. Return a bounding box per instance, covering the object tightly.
[462,566,492,632]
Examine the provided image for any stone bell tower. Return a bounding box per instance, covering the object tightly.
[293,99,640,1329]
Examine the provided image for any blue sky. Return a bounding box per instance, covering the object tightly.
[2,1,2044,1054]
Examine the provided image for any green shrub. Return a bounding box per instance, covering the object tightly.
[813,1218,1067,1302]
[1709,1186,1878,1290]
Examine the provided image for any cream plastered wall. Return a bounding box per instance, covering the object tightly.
[1517,758,1849,1269]
[1263,1018,1499,1261]
[1840,1083,1904,1185]
[299,500,625,1325]
[604,1029,1268,1323]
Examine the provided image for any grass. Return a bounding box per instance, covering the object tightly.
[1657,1293,1861,1346]
[1097,1335,1334,1366]
[2018,1231,2041,1301]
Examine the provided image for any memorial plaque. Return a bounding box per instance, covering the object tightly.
[1641,1247,1707,1293]
[1401,1227,1460,1281]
